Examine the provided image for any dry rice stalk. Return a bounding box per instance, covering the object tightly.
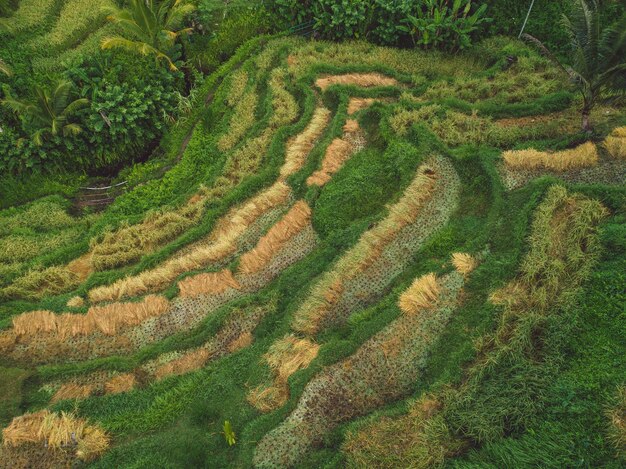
[248,334,319,412]
[66,296,85,308]
[280,107,331,179]
[611,126,626,138]
[398,273,441,315]
[86,295,170,335]
[605,127,626,160]
[264,334,320,382]
[154,348,212,380]
[247,384,287,413]
[502,142,599,171]
[89,183,291,303]
[212,182,291,241]
[451,253,478,276]
[348,97,377,115]
[178,269,241,297]
[66,253,93,282]
[2,410,109,461]
[238,201,312,275]
[104,373,137,395]
[227,331,253,353]
[315,73,399,91]
[51,383,94,403]
[12,310,57,336]
[307,138,354,186]
[343,119,360,133]
[12,295,170,339]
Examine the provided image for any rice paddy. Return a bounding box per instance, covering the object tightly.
[0,33,624,469]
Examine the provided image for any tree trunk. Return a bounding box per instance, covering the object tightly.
[581,110,591,133]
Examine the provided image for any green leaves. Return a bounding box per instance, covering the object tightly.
[222,420,236,446]
[102,0,195,71]
[399,0,490,52]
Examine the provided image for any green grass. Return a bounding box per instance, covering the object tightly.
[0,34,624,469]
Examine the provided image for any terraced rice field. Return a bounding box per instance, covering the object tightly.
[0,36,625,468]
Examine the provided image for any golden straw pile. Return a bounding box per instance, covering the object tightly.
[307,138,354,186]
[2,410,109,462]
[315,73,399,91]
[604,126,626,160]
[51,383,94,403]
[154,348,212,380]
[348,97,377,115]
[280,107,331,178]
[451,252,478,276]
[12,295,170,339]
[238,201,312,275]
[398,273,440,315]
[178,270,241,297]
[502,142,599,171]
[104,373,137,395]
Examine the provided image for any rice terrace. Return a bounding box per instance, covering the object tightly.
[0,0,625,467]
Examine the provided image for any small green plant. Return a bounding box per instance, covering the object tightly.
[223,420,236,446]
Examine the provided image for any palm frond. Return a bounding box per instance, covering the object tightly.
[63,123,83,137]
[0,58,12,77]
[63,98,90,116]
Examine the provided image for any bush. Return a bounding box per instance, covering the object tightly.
[267,0,490,48]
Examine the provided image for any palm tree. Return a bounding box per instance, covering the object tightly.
[523,0,626,132]
[0,58,11,76]
[101,0,195,71]
[2,80,89,146]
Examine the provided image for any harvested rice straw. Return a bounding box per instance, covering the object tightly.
[11,295,170,339]
[348,97,376,115]
[451,252,478,276]
[248,334,319,412]
[265,334,319,382]
[227,331,254,352]
[292,164,438,335]
[398,273,440,315]
[66,296,85,308]
[343,119,360,133]
[307,138,354,186]
[2,410,109,461]
[315,73,399,91]
[178,269,241,297]
[154,347,212,380]
[66,253,93,281]
[87,295,170,335]
[611,126,626,138]
[238,201,312,275]
[502,142,599,171]
[211,182,291,241]
[280,107,331,179]
[605,127,626,160]
[104,373,137,395]
[12,310,57,336]
[51,383,94,403]
[88,183,291,303]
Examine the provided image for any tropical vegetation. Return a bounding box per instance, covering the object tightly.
[0,1,624,468]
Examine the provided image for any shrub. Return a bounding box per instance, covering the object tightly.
[267,0,490,48]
